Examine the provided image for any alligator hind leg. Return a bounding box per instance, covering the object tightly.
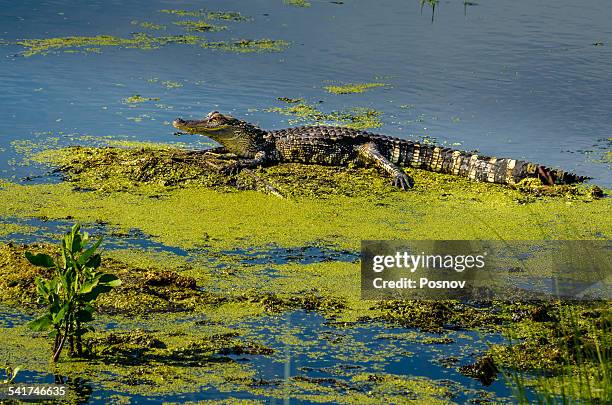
[357,142,414,190]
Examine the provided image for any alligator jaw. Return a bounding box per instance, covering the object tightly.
[172,113,232,135]
[172,118,209,134]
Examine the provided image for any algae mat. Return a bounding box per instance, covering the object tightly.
[0,144,610,403]
[1,144,609,252]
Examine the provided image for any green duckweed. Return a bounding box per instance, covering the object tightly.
[324,82,388,94]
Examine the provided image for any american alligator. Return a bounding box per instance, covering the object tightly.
[172,111,587,190]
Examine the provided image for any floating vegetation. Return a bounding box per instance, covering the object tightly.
[11,138,60,158]
[13,34,289,56]
[7,141,603,253]
[202,38,290,53]
[130,20,166,30]
[8,7,272,57]
[0,135,610,402]
[0,220,38,238]
[0,237,609,402]
[277,97,304,103]
[148,78,183,89]
[125,114,153,122]
[158,9,203,17]
[14,34,202,56]
[159,9,251,21]
[324,82,387,94]
[205,11,252,22]
[122,95,160,104]
[173,20,227,32]
[492,305,611,403]
[284,0,312,7]
[265,99,383,129]
[161,80,183,89]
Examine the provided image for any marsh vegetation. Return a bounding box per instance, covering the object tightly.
[0,0,610,403]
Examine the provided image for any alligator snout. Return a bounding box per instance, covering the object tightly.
[172,118,185,129]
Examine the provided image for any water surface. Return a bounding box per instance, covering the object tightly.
[0,0,610,184]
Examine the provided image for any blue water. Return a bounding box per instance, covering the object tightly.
[0,0,610,185]
[243,311,518,403]
[2,310,524,403]
[0,1,607,402]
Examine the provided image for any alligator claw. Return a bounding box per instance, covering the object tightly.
[393,172,414,190]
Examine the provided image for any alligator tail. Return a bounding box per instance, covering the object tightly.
[384,140,588,185]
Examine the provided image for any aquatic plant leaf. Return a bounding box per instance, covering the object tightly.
[52,303,69,324]
[60,240,69,267]
[70,224,82,254]
[80,285,112,302]
[85,254,101,269]
[48,278,58,295]
[99,273,121,287]
[28,313,52,331]
[25,251,55,268]
[78,277,100,294]
[75,308,93,323]
[35,277,49,297]
[60,267,75,292]
[77,237,103,266]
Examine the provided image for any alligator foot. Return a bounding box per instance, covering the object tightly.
[357,142,414,191]
[204,147,238,160]
[220,162,244,176]
[219,151,269,176]
[392,172,414,190]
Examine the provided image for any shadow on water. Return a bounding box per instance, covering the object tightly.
[221,245,359,265]
[0,217,188,256]
[1,217,357,268]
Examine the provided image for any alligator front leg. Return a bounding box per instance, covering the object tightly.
[203,146,237,159]
[357,142,414,190]
[221,151,269,175]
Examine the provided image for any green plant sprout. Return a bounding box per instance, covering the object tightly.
[1,366,20,383]
[25,223,121,362]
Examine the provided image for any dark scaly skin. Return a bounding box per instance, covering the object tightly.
[173,111,588,190]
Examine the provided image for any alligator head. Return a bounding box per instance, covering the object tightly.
[173,111,266,158]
